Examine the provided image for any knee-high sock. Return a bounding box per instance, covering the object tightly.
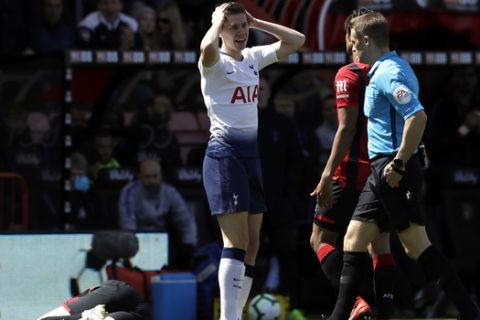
[316,243,343,293]
[219,248,246,320]
[328,251,369,320]
[417,245,479,320]
[238,264,255,312]
[372,254,396,319]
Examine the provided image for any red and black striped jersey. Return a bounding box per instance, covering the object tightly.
[332,62,370,191]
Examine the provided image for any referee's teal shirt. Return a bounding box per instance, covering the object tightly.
[364,51,424,159]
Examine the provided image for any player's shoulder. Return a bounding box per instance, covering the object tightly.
[338,62,369,74]
[335,62,369,81]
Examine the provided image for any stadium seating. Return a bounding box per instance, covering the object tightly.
[169,111,209,165]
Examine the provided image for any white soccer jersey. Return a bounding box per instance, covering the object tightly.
[198,44,278,157]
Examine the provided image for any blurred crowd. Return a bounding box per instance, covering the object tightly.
[1,0,217,56]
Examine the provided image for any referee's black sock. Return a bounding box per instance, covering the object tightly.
[373,254,396,319]
[316,243,343,293]
[328,251,369,320]
[417,245,480,320]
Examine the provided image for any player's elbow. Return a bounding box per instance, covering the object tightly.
[294,33,306,50]
[413,110,427,126]
[407,110,427,125]
[338,123,356,138]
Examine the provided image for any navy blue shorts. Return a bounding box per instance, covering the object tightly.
[203,155,267,215]
[313,180,360,233]
[352,155,425,232]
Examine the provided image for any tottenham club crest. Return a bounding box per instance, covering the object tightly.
[233,193,239,206]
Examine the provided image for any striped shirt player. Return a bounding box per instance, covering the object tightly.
[328,11,480,320]
[313,62,370,232]
[310,9,397,319]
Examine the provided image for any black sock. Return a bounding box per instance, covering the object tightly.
[417,245,479,320]
[317,244,343,293]
[373,254,396,319]
[328,251,369,320]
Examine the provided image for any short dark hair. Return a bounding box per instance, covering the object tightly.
[224,2,246,16]
[351,11,389,48]
[344,7,373,35]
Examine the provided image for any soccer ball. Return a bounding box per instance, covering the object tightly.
[248,293,281,320]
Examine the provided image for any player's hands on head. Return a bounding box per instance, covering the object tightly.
[211,3,228,27]
[245,10,256,27]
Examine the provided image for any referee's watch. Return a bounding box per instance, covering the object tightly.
[391,158,406,175]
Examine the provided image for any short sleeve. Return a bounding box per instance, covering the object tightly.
[334,67,362,109]
[383,73,423,119]
[248,44,278,70]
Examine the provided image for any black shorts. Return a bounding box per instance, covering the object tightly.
[313,180,361,233]
[64,280,151,320]
[352,155,425,232]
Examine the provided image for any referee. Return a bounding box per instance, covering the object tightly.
[327,10,480,320]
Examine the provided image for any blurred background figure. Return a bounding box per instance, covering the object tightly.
[68,152,100,230]
[9,111,62,229]
[273,90,321,226]
[128,93,182,183]
[118,158,197,269]
[426,66,480,169]
[154,2,189,50]
[131,3,157,50]
[77,0,138,50]
[28,0,75,54]
[258,78,305,316]
[315,94,338,167]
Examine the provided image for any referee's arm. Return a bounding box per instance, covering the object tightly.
[395,110,427,162]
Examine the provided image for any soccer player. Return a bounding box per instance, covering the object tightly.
[327,10,480,320]
[36,280,151,320]
[198,2,305,319]
[310,8,395,319]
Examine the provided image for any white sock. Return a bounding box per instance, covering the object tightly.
[218,258,245,320]
[237,275,253,313]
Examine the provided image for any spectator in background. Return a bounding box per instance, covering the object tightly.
[77,0,138,50]
[119,158,197,269]
[77,128,122,182]
[426,66,480,168]
[29,0,75,53]
[315,94,338,167]
[257,79,304,315]
[274,91,321,223]
[423,68,480,301]
[0,1,29,56]
[68,152,102,230]
[130,93,182,183]
[154,2,189,50]
[131,3,157,50]
[10,111,62,229]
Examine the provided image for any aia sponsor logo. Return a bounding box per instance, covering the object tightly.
[230,85,259,104]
